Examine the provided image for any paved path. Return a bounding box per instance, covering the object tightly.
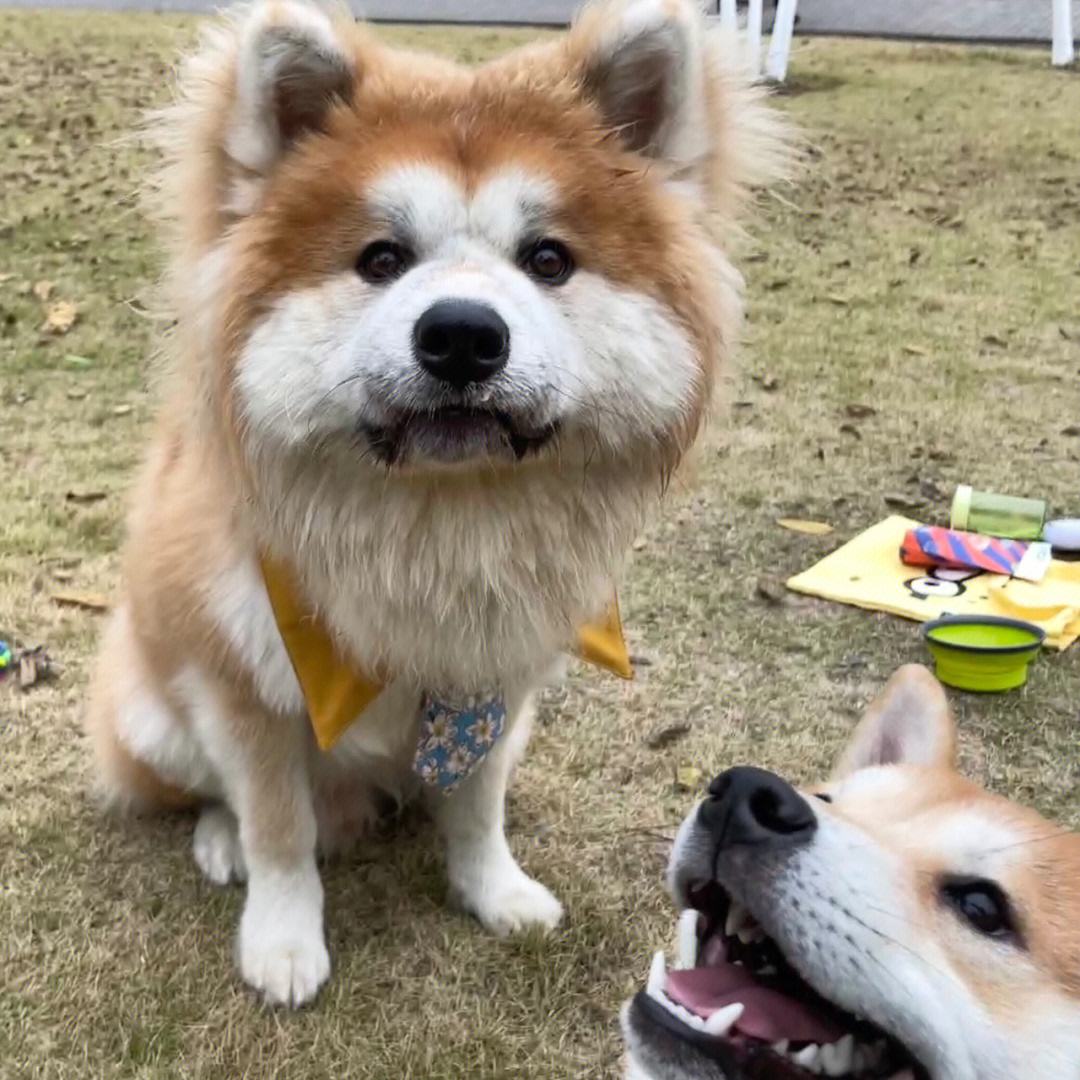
[0,0,1072,48]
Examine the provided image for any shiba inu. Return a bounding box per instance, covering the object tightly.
[623,665,1080,1079]
[85,0,784,1006]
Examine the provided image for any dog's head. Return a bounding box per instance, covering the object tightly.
[623,665,1080,1080]
[156,0,784,482]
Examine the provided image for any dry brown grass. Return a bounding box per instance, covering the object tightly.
[2,13,1079,1079]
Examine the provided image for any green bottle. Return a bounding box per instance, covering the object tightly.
[950,485,1047,541]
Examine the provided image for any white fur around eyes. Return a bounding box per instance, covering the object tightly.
[366,164,557,257]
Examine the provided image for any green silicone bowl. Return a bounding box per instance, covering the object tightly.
[921,615,1045,692]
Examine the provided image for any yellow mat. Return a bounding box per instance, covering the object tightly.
[786,516,1080,650]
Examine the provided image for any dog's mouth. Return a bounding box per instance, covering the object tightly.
[636,881,927,1080]
[360,406,558,466]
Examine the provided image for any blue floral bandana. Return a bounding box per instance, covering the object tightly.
[413,693,507,794]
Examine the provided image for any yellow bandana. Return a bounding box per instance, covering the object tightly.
[260,556,633,751]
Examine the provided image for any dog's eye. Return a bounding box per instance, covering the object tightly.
[941,877,1019,941]
[812,792,833,803]
[357,241,411,283]
[521,239,575,285]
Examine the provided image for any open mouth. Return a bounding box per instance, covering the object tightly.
[362,406,558,466]
[637,881,927,1079]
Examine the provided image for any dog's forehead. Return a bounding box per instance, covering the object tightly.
[834,767,1075,893]
[365,162,558,253]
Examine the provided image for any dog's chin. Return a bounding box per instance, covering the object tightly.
[360,407,559,469]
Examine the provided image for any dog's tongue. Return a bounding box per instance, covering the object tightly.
[665,962,846,1045]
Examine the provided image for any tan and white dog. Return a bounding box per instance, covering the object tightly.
[623,665,1080,1080]
[86,0,784,1006]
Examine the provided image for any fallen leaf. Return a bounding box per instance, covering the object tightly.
[66,387,87,401]
[17,647,54,691]
[765,278,791,291]
[645,723,692,750]
[838,423,862,439]
[844,403,877,420]
[981,334,1008,349]
[632,537,647,551]
[777,518,834,536]
[42,300,78,335]
[32,279,55,302]
[51,590,109,612]
[825,293,850,306]
[111,403,133,416]
[884,492,924,512]
[1062,425,1080,437]
[64,354,93,367]
[675,765,703,793]
[756,576,787,605]
[902,344,928,356]
[65,489,106,504]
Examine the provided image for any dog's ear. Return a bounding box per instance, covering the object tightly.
[833,665,957,778]
[567,0,712,167]
[226,0,357,176]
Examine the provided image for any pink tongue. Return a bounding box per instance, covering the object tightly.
[665,964,847,1045]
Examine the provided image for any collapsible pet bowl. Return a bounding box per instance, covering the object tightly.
[921,615,1045,692]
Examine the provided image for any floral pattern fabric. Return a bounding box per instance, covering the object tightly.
[414,693,506,793]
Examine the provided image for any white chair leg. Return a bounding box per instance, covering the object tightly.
[1052,0,1075,66]
[719,0,737,33]
[765,0,799,81]
[747,0,763,77]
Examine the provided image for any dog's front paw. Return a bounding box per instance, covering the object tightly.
[453,862,564,937]
[194,805,247,885]
[238,873,329,1007]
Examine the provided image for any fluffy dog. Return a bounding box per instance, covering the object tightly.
[87,0,783,1006]
[623,666,1080,1079]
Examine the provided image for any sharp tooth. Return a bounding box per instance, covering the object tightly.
[702,1002,744,1037]
[821,1034,855,1076]
[771,1040,790,1055]
[791,1044,822,1073]
[676,909,699,969]
[724,902,747,938]
[737,925,765,944]
[647,950,666,997]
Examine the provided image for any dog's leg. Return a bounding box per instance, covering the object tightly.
[193,804,247,885]
[432,695,563,936]
[185,674,329,1007]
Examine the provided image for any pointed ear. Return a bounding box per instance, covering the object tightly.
[567,0,711,166]
[833,665,957,779]
[226,0,357,176]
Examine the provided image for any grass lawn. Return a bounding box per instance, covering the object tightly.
[2,12,1079,1079]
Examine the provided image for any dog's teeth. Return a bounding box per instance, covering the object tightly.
[791,1044,822,1073]
[703,1002,744,1037]
[771,1040,790,1055]
[738,925,765,945]
[724,903,748,938]
[676,909,699,969]
[821,1034,855,1076]
[647,950,666,996]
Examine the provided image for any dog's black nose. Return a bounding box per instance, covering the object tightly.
[413,300,510,389]
[698,766,817,849]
